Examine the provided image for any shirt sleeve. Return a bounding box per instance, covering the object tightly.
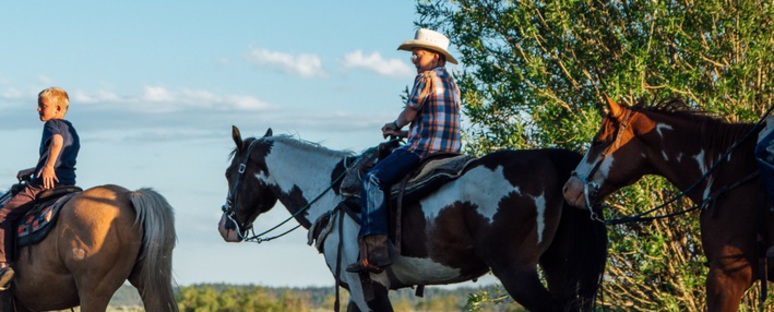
[406,72,431,111]
[44,120,64,136]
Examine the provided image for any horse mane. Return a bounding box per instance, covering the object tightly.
[271,134,355,158]
[630,97,719,122]
[229,134,354,161]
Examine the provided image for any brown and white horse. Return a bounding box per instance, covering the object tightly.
[563,97,774,311]
[219,126,607,312]
[2,185,178,312]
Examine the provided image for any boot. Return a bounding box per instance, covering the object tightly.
[0,266,14,291]
[346,235,392,273]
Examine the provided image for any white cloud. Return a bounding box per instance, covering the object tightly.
[37,75,54,85]
[246,48,326,78]
[1,88,24,101]
[342,50,414,78]
[72,86,272,113]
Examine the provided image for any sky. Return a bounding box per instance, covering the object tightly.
[0,1,498,289]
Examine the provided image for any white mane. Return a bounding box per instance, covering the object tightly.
[269,134,355,158]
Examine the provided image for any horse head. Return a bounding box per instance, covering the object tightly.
[563,95,660,209]
[219,126,278,242]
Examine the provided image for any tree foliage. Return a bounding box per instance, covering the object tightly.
[416,0,774,311]
[176,284,310,312]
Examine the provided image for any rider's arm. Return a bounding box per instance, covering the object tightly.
[37,134,63,189]
[382,106,417,137]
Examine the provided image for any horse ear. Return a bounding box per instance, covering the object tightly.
[232,125,243,149]
[264,128,273,137]
[604,94,624,119]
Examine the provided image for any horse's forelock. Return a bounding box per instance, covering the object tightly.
[228,137,261,161]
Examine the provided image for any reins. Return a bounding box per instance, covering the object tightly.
[222,138,354,244]
[242,171,348,243]
[592,102,774,225]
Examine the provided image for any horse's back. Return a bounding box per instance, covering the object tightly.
[11,184,144,311]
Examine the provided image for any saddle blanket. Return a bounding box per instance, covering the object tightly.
[16,192,77,247]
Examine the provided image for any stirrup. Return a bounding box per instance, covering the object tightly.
[0,267,15,291]
[346,259,385,274]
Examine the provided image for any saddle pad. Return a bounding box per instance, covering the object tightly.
[388,154,477,200]
[16,193,77,247]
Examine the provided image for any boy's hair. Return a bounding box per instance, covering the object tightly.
[39,87,69,111]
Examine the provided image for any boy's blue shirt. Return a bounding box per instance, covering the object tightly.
[31,119,80,186]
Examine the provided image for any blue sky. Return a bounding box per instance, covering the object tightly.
[0,1,497,288]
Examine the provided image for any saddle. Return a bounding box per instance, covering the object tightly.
[3,185,82,248]
[331,143,476,258]
[340,141,477,203]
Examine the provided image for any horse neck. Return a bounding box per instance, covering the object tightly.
[264,138,346,226]
[643,111,757,201]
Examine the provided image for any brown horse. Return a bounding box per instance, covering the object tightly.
[563,97,774,311]
[1,185,178,312]
[219,126,607,311]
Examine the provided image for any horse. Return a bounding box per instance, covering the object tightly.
[563,96,774,311]
[0,185,178,312]
[218,126,607,312]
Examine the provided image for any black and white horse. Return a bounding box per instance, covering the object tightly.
[219,126,607,311]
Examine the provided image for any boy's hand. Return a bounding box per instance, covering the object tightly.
[38,166,59,189]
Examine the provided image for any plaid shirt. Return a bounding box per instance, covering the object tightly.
[403,67,461,159]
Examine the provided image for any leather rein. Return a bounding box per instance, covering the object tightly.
[221,139,353,243]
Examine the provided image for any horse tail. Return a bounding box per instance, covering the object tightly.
[128,188,179,312]
[541,149,608,311]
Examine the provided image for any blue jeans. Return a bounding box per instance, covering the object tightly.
[756,130,774,200]
[359,148,421,237]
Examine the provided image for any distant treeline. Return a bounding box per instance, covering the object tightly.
[108,283,526,311]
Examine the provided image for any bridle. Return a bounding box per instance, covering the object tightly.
[574,108,636,222]
[221,138,355,243]
[575,103,772,225]
[222,139,261,239]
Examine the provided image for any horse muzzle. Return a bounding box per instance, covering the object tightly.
[218,214,244,242]
[563,176,588,209]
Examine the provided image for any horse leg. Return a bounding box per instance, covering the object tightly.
[705,265,752,312]
[346,300,362,312]
[492,265,560,312]
[364,280,392,312]
[75,290,114,312]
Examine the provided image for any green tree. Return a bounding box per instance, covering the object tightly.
[417,0,774,311]
[176,284,309,312]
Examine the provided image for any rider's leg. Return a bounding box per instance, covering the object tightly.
[0,184,42,289]
[348,148,420,272]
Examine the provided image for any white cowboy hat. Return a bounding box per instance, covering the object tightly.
[397,28,458,65]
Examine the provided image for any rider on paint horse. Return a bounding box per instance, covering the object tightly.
[346,29,462,273]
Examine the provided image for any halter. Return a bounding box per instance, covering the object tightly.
[576,108,635,222]
[221,138,353,243]
[222,139,261,239]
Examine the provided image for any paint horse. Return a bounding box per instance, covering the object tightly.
[563,97,774,311]
[219,126,607,311]
[0,185,178,312]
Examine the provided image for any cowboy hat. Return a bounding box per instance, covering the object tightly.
[397,28,458,65]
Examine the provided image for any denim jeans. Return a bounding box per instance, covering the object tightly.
[359,148,421,237]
